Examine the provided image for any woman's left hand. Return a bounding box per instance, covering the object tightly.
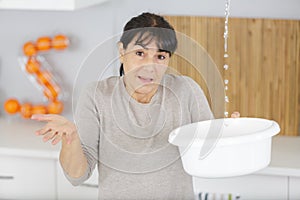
[231,111,240,118]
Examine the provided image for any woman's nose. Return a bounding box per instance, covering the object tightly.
[145,53,156,64]
[142,62,155,73]
[141,55,156,70]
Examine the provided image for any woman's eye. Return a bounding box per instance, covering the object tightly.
[136,51,144,57]
[157,55,166,60]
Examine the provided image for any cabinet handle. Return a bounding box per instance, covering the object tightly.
[0,175,14,180]
[80,183,98,188]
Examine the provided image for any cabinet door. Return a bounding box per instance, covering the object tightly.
[193,174,288,200]
[289,177,300,200]
[56,161,98,200]
[0,155,56,199]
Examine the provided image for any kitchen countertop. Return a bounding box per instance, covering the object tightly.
[0,118,300,177]
[0,117,60,159]
[257,135,300,177]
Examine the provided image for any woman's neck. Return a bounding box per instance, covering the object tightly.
[131,89,157,104]
[125,84,158,104]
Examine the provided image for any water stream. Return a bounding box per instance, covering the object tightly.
[223,0,231,117]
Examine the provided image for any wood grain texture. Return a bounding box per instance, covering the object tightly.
[164,16,300,136]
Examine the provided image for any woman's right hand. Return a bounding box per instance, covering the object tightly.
[31,114,77,145]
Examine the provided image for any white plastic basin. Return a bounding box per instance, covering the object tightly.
[168,118,280,178]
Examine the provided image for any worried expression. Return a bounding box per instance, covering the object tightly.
[119,37,170,97]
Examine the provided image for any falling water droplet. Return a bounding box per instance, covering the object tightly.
[225,86,228,90]
[224,64,229,70]
[225,96,229,103]
[224,79,229,85]
[224,111,229,117]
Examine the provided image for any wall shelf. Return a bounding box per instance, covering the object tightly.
[0,0,108,11]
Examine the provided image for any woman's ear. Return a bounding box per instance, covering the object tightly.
[118,42,125,63]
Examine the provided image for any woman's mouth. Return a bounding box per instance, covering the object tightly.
[137,75,154,84]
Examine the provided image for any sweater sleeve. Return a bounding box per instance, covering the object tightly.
[183,76,214,122]
[63,82,101,186]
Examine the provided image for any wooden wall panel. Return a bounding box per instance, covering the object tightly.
[164,16,300,136]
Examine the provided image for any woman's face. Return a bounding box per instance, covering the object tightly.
[119,37,170,96]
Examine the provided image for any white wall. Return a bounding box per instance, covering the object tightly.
[0,0,299,119]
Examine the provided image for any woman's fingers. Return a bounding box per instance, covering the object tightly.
[33,114,77,145]
[231,111,240,118]
[42,130,58,142]
[51,133,63,145]
[39,126,75,145]
[36,126,51,136]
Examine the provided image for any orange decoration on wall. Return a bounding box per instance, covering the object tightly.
[36,70,51,85]
[4,34,69,119]
[31,105,47,115]
[44,82,60,100]
[23,42,37,57]
[36,36,52,51]
[25,57,41,74]
[20,103,32,119]
[52,34,69,50]
[48,101,64,114]
[4,99,20,114]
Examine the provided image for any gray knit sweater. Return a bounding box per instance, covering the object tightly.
[65,74,213,200]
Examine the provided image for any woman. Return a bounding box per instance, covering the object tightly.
[32,12,239,200]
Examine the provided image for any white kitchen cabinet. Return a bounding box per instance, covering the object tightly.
[193,174,289,200]
[0,155,56,200]
[0,155,99,200]
[0,0,108,11]
[56,161,98,200]
[289,177,300,200]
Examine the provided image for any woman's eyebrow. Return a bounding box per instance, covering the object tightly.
[158,49,169,53]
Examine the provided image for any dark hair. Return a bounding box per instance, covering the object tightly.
[119,12,177,76]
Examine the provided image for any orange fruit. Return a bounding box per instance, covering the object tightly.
[36,36,52,51]
[31,105,47,114]
[20,103,32,119]
[44,82,60,100]
[36,71,51,85]
[52,34,69,50]
[43,90,55,101]
[23,42,37,56]
[47,101,63,114]
[4,99,20,114]
[25,57,40,74]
